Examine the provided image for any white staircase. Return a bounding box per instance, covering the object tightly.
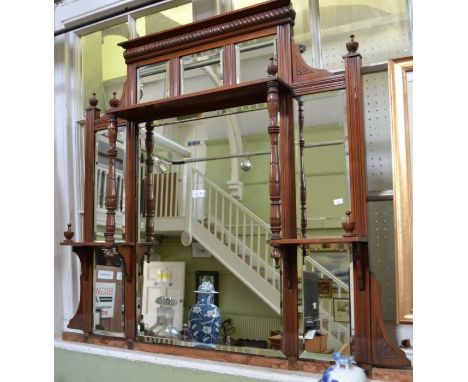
[304,256,350,349]
[185,168,281,314]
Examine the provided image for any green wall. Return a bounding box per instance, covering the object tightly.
[159,237,277,319]
[206,124,349,237]
[55,348,281,382]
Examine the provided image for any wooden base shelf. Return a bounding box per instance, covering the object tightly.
[61,332,413,381]
[268,236,367,245]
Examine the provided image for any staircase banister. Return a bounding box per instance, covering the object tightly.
[193,168,271,231]
[305,256,349,292]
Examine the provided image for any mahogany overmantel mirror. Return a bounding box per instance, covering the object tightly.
[60,0,411,373]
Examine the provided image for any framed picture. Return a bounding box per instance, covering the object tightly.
[192,242,212,258]
[389,57,413,325]
[195,271,219,305]
[318,279,332,298]
[333,298,350,323]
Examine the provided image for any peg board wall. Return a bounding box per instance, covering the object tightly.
[363,71,396,322]
[364,71,393,192]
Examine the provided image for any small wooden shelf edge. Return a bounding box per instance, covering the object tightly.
[268,236,367,245]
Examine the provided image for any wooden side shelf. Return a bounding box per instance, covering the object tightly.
[268,236,368,245]
[109,77,292,123]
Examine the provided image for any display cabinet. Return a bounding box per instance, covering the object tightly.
[61,0,410,372]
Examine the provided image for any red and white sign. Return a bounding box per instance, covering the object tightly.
[95,282,116,318]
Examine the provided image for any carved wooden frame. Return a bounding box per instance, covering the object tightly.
[60,0,411,373]
[389,56,413,325]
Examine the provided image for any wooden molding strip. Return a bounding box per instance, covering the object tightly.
[122,5,294,63]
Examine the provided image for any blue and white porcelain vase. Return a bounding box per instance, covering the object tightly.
[188,280,221,348]
[319,353,368,382]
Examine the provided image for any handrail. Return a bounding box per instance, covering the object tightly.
[192,167,280,292]
[193,168,270,230]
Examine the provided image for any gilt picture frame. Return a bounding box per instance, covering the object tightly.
[389,56,413,325]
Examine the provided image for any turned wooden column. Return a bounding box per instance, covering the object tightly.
[266,58,282,267]
[144,122,155,262]
[297,97,307,258]
[104,92,120,263]
[68,94,100,333]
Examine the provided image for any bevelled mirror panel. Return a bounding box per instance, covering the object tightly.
[93,249,126,337]
[135,106,284,358]
[137,61,170,103]
[94,127,126,242]
[236,35,276,83]
[294,91,350,237]
[298,243,352,360]
[180,48,223,94]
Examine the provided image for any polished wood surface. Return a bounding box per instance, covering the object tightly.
[297,98,307,245]
[144,122,155,263]
[291,42,333,83]
[343,39,368,237]
[60,0,411,370]
[61,332,412,380]
[266,59,282,267]
[67,96,100,332]
[119,0,293,64]
[110,78,291,123]
[292,74,346,96]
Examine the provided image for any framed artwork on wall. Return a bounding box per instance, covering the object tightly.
[192,242,212,258]
[195,271,219,305]
[318,279,332,298]
[333,298,350,323]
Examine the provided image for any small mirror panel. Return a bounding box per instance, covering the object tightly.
[137,61,170,103]
[181,48,223,94]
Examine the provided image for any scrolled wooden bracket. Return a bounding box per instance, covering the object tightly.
[291,42,333,82]
[118,245,134,283]
[370,272,412,368]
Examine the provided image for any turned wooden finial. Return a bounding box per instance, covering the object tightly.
[346,34,359,54]
[64,223,74,242]
[89,93,98,107]
[267,57,278,76]
[109,92,120,108]
[342,210,356,237]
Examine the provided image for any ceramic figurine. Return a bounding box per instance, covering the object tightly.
[319,352,368,382]
[188,280,221,348]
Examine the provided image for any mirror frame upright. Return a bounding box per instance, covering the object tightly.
[60,0,411,371]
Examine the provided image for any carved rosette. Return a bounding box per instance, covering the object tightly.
[266,58,282,267]
[104,93,120,262]
[145,122,155,262]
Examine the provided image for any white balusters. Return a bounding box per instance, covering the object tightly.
[190,168,280,292]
